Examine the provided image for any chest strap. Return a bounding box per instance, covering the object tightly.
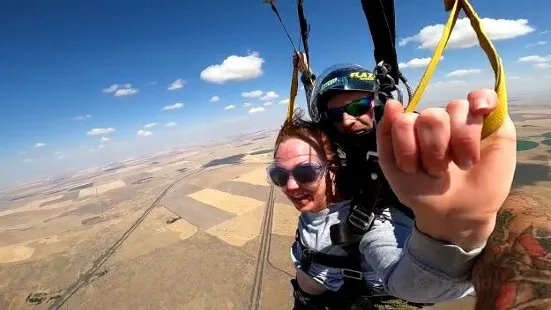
[296,230,364,281]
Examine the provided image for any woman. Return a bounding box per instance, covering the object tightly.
[268,110,479,309]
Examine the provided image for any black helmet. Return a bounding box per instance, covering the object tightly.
[308,63,378,123]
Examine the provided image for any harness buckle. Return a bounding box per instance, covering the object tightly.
[342,268,363,280]
[348,209,375,233]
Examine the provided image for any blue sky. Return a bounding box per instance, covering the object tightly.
[1,0,550,187]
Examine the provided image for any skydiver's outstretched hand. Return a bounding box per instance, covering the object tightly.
[293,52,310,74]
[376,89,517,251]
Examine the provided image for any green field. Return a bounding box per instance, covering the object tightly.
[543,132,551,139]
[517,140,539,151]
[541,139,551,147]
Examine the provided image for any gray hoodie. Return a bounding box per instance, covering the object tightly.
[291,200,480,304]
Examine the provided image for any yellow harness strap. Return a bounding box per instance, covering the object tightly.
[405,0,508,139]
[287,67,299,120]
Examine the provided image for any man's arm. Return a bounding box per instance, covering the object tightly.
[360,207,480,304]
[473,191,551,310]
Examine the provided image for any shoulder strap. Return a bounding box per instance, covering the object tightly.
[330,150,414,247]
[330,153,384,245]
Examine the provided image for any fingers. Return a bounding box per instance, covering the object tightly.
[298,53,309,72]
[392,112,419,174]
[447,98,483,169]
[467,88,498,116]
[292,53,299,68]
[379,89,501,177]
[416,108,451,178]
[376,100,403,174]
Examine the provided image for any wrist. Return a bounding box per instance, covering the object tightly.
[415,215,495,251]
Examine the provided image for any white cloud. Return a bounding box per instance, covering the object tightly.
[517,55,551,63]
[114,87,138,97]
[137,130,153,137]
[248,107,265,114]
[200,51,264,84]
[210,96,220,102]
[445,69,482,78]
[263,102,273,106]
[224,105,236,110]
[18,151,27,156]
[509,76,521,79]
[242,90,263,98]
[261,91,279,101]
[165,122,178,128]
[526,41,548,47]
[400,18,535,49]
[161,102,184,111]
[87,128,115,136]
[100,137,110,142]
[103,84,138,97]
[98,144,105,149]
[34,143,46,148]
[540,30,551,35]
[144,122,158,128]
[23,158,36,163]
[399,57,443,69]
[148,81,158,85]
[243,102,252,107]
[517,55,551,69]
[102,84,119,93]
[74,114,92,121]
[279,99,290,105]
[168,78,186,91]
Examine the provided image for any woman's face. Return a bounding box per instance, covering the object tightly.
[271,137,335,213]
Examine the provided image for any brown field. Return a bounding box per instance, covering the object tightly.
[0,106,550,310]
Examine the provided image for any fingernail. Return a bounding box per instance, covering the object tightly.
[459,160,473,170]
[401,163,417,174]
[474,98,489,111]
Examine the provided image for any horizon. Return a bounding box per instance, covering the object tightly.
[2,0,551,187]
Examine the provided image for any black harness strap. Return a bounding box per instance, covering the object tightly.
[295,229,364,280]
[361,0,399,85]
[330,153,385,245]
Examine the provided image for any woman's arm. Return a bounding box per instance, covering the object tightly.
[360,206,481,304]
[472,191,551,310]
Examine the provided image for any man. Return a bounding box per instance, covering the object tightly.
[292,53,517,306]
[294,53,413,223]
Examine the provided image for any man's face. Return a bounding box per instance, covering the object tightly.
[326,91,375,135]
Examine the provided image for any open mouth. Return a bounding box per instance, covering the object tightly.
[289,192,312,205]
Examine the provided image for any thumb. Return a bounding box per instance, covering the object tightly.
[376,100,403,171]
